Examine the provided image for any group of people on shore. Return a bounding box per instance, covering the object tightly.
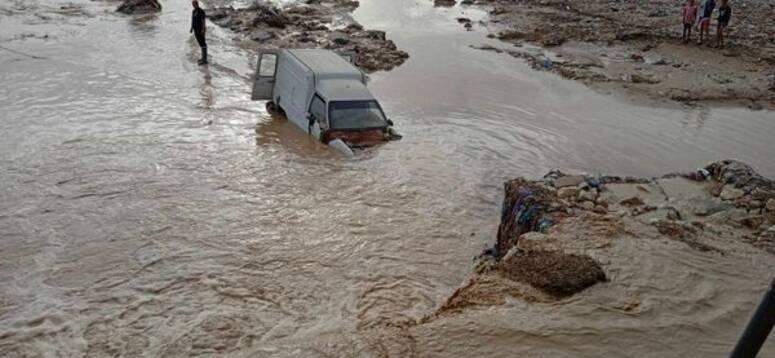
[682,0,732,48]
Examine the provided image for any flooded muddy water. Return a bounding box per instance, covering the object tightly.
[1,0,774,356]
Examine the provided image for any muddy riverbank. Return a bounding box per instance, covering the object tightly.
[452,0,775,109]
[457,159,775,308]
[203,0,408,72]
[344,160,775,356]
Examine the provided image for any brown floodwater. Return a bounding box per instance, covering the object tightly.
[1,0,774,356]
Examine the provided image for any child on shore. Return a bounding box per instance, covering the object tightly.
[716,0,732,48]
[696,0,716,45]
[682,0,698,43]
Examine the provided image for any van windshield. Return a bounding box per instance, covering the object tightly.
[328,100,387,130]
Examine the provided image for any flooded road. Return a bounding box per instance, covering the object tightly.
[1,0,774,356]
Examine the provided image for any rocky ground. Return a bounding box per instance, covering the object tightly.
[434,159,775,316]
[447,0,775,109]
[331,160,775,356]
[202,0,408,72]
[116,0,161,14]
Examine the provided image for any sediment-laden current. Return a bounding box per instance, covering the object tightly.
[1,0,774,356]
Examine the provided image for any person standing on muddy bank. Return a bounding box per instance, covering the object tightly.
[682,0,698,43]
[716,0,732,48]
[190,0,207,65]
[696,0,716,45]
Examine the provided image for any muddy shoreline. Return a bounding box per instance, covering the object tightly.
[450,0,775,109]
[336,160,775,356]
[203,0,408,72]
[433,159,775,316]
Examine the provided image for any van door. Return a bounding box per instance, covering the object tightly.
[251,49,279,100]
[308,93,327,139]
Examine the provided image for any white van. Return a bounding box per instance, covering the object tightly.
[251,49,400,155]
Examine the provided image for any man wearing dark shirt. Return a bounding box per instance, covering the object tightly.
[190,0,207,65]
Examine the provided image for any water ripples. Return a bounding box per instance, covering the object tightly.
[1,0,774,356]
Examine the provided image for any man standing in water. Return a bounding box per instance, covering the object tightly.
[190,0,207,65]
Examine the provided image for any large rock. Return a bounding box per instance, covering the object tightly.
[620,196,645,207]
[250,30,274,42]
[554,175,586,188]
[434,0,457,7]
[578,189,598,202]
[628,74,660,84]
[766,198,775,212]
[329,31,350,45]
[688,197,729,217]
[754,226,775,254]
[557,187,577,199]
[252,6,289,29]
[719,185,745,201]
[706,160,775,194]
[364,30,386,41]
[498,249,606,297]
[579,201,595,211]
[116,0,161,14]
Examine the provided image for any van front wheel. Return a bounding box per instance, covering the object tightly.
[266,101,279,114]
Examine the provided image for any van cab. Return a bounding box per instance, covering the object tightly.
[251,49,400,155]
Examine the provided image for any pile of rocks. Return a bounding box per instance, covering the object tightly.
[207,0,408,72]
[116,0,161,14]
[479,160,775,302]
[434,0,457,7]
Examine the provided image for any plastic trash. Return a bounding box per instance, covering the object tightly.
[587,176,601,189]
[543,58,553,69]
[482,246,497,258]
[538,216,554,233]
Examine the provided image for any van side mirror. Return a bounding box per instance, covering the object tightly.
[386,119,394,126]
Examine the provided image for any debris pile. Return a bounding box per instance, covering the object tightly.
[207,0,408,72]
[434,0,457,7]
[116,0,161,14]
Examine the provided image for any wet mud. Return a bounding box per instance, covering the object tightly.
[455,0,775,109]
[205,0,408,72]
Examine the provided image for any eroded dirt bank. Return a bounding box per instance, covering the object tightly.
[440,160,775,314]
[204,0,409,72]
[452,0,775,109]
[337,160,775,356]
